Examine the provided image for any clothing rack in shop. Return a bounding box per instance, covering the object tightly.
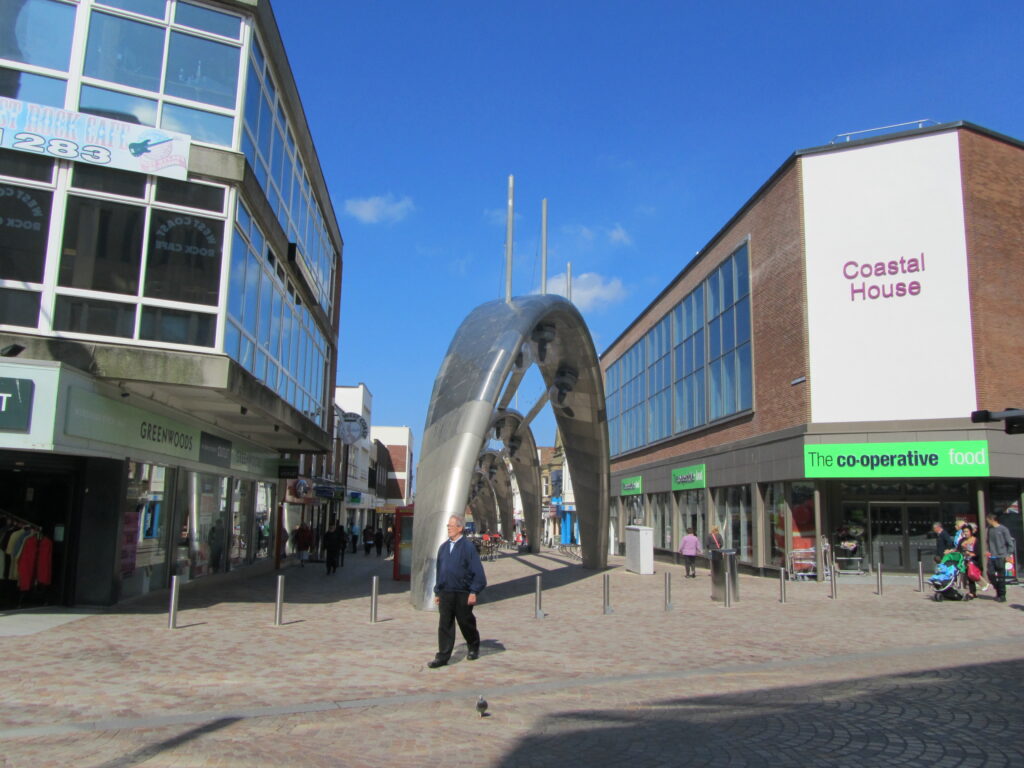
[0,509,39,530]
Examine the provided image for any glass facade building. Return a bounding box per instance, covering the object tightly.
[0,0,343,609]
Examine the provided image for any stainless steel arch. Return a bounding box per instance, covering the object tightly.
[493,409,542,553]
[412,295,610,609]
[479,451,514,538]
[468,471,499,535]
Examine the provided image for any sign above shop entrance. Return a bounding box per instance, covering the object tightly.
[671,464,706,491]
[621,476,643,496]
[804,440,990,479]
[0,377,34,431]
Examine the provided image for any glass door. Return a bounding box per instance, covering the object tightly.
[870,504,904,570]
[907,504,940,571]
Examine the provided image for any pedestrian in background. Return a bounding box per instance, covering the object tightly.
[363,526,374,556]
[294,522,313,567]
[678,527,702,578]
[958,522,980,600]
[428,514,486,668]
[374,527,384,557]
[350,521,361,554]
[705,526,724,552]
[986,513,1015,603]
[385,527,394,557]
[323,521,343,575]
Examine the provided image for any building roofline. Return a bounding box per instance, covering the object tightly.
[599,120,1020,361]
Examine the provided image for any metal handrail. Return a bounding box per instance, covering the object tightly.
[830,119,938,144]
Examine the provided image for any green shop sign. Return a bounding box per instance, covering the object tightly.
[804,441,990,479]
[621,476,643,496]
[671,463,706,491]
[0,377,35,431]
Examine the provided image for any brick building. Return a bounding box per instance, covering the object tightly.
[601,121,1024,579]
[370,425,414,508]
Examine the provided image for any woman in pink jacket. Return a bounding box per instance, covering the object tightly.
[677,528,702,578]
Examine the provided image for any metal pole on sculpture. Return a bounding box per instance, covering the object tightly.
[505,175,514,302]
[567,261,573,303]
[541,198,548,295]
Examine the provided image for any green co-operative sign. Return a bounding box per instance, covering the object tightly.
[804,441,989,478]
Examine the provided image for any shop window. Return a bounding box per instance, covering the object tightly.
[0,0,76,72]
[649,492,671,549]
[676,490,706,546]
[155,178,225,212]
[229,478,252,567]
[716,484,753,562]
[790,481,817,551]
[78,84,158,125]
[164,31,239,108]
[0,182,52,282]
[144,210,223,305]
[59,196,145,294]
[140,306,215,347]
[0,287,40,327]
[762,483,786,566]
[120,461,174,600]
[0,66,66,107]
[0,148,54,182]
[72,163,147,198]
[54,295,135,337]
[84,11,166,92]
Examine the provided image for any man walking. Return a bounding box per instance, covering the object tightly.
[428,514,486,668]
[933,522,955,558]
[986,513,1015,603]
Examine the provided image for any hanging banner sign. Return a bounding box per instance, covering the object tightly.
[0,97,191,180]
[804,441,990,479]
[621,476,643,496]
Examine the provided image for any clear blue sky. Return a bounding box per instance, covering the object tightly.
[274,0,1024,457]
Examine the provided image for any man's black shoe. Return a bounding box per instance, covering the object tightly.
[427,658,448,668]
[996,596,1007,603]
[467,650,479,661]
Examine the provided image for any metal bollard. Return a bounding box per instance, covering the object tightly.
[370,575,379,623]
[534,574,544,619]
[830,564,838,600]
[779,568,787,604]
[603,573,613,615]
[876,562,883,596]
[274,574,285,626]
[917,561,924,592]
[724,565,733,608]
[664,571,673,612]
[167,574,180,629]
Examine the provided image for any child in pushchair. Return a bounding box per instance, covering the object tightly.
[930,551,966,602]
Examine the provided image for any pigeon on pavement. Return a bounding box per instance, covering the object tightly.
[476,695,488,718]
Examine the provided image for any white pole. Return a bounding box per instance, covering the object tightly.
[567,261,573,303]
[541,198,548,295]
[504,175,514,302]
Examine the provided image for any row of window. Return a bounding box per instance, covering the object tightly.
[606,243,753,456]
[242,39,335,315]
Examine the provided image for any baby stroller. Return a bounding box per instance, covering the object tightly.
[930,551,966,602]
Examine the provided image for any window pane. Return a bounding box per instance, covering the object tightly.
[0,0,75,71]
[84,12,165,92]
[155,178,224,212]
[707,270,719,317]
[243,63,260,132]
[227,229,246,321]
[738,343,752,411]
[72,163,146,197]
[710,359,722,420]
[243,251,260,335]
[721,306,735,352]
[721,258,734,309]
[97,0,166,20]
[59,196,144,294]
[140,306,214,346]
[160,102,233,146]
[174,1,240,39]
[224,318,240,359]
[144,210,224,305]
[722,350,736,415]
[735,296,750,346]
[708,316,721,360]
[0,287,40,327]
[735,245,750,296]
[53,295,135,337]
[0,182,52,282]
[78,84,157,125]
[0,147,53,182]
[0,66,66,106]
[164,31,240,108]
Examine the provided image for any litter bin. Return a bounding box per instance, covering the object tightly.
[710,549,739,602]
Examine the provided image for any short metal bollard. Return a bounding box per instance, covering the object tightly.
[724,566,733,607]
[779,568,787,604]
[167,574,180,629]
[534,574,544,619]
[876,562,884,596]
[664,571,673,612]
[370,575,379,623]
[917,561,924,592]
[830,565,838,600]
[274,574,285,626]
[603,573,613,615]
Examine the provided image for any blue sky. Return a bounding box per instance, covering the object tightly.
[274,0,1024,457]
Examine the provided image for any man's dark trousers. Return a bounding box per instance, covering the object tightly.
[437,591,479,661]
[989,557,1007,599]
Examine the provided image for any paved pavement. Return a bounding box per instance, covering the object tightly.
[1,546,1022,767]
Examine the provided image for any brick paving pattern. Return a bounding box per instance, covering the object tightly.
[1,549,1022,767]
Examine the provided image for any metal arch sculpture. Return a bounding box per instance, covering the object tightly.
[412,294,610,610]
[478,451,514,538]
[492,409,542,552]
[468,469,499,535]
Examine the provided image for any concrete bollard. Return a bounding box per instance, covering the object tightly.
[274,574,285,626]
[167,575,180,630]
[664,571,673,612]
[603,573,613,615]
[370,575,379,623]
[779,568,787,604]
[534,574,544,619]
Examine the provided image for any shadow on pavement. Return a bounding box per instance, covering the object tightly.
[90,717,240,768]
[494,658,1024,768]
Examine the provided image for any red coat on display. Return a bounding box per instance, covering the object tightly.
[35,536,53,587]
[17,535,38,592]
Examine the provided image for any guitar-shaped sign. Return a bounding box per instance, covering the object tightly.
[128,137,174,157]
